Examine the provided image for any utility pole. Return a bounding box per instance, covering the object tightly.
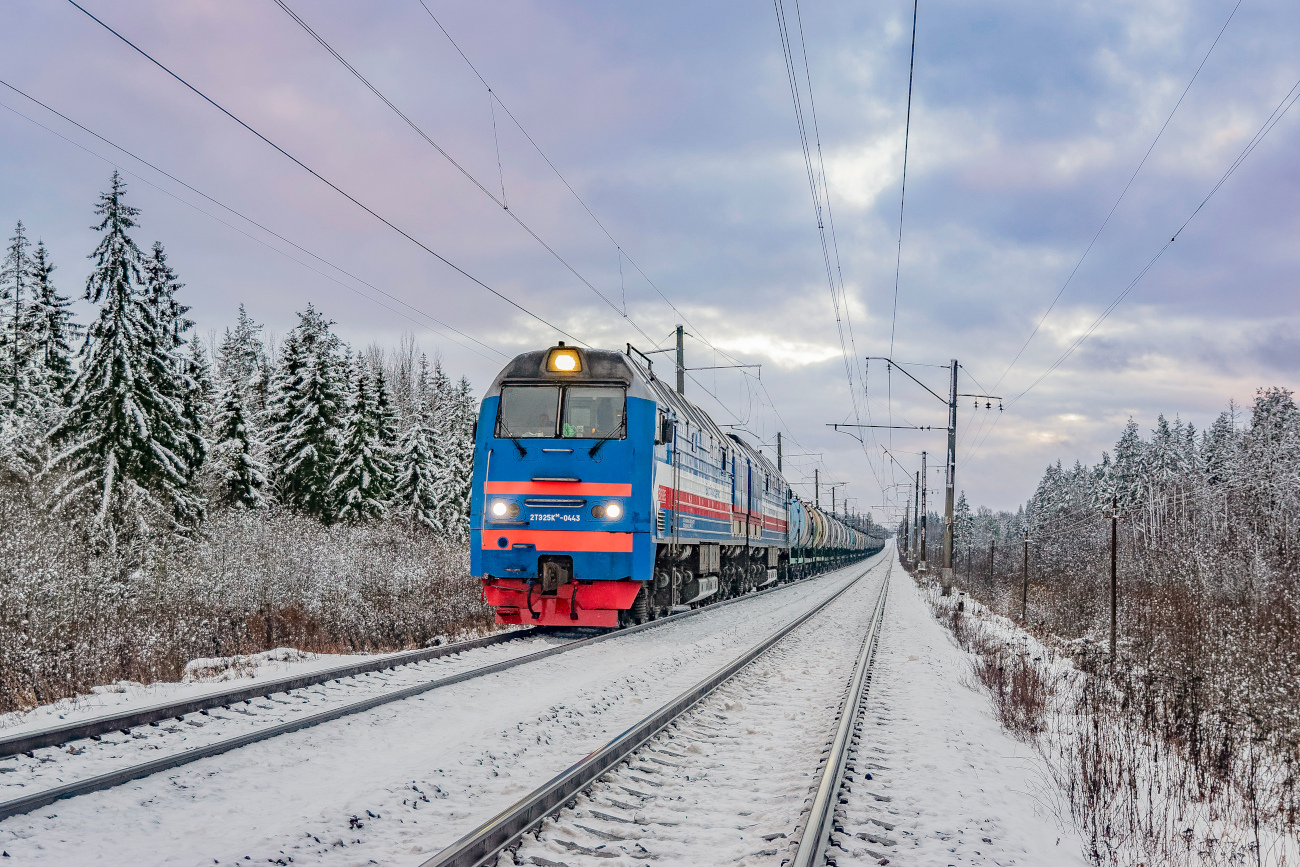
[777,432,783,472]
[942,359,957,582]
[919,451,928,571]
[913,471,920,560]
[675,325,685,396]
[814,468,820,508]
[831,486,836,516]
[903,500,911,560]
[1021,529,1030,621]
[989,540,996,594]
[1110,495,1118,662]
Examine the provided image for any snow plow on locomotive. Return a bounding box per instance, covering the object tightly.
[469,343,880,628]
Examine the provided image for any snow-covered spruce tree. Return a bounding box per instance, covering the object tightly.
[46,171,203,532]
[263,304,345,519]
[392,395,441,531]
[216,304,266,397]
[0,220,34,414]
[330,367,393,523]
[372,361,398,454]
[432,375,476,540]
[20,240,80,403]
[208,375,267,509]
[141,240,206,498]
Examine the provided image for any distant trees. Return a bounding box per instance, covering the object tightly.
[0,171,479,546]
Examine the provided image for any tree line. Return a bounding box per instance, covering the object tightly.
[0,171,477,551]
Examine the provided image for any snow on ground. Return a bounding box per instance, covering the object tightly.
[834,567,1087,866]
[509,556,892,866]
[0,626,513,737]
[0,554,885,865]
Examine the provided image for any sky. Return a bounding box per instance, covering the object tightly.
[1,0,1298,522]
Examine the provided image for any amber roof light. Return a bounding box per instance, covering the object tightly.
[547,343,582,373]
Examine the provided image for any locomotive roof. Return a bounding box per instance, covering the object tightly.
[484,344,785,487]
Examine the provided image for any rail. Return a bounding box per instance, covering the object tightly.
[419,563,886,867]
[790,561,891,866]
[0,556,875,822]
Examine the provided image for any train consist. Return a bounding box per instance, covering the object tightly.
[469,343,883,627]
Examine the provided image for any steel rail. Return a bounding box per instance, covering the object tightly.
[1,556,871,760]
[419,561,888,867]
[790,561,891,867]
[0,557,876,822]
[0,629,542,759]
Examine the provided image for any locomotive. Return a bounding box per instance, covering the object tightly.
[469,343,880,628]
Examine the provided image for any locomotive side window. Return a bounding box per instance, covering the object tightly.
[497,386,561,438]
[561,386,626,438]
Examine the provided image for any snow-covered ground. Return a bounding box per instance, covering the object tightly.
[0,554,883,865]
[510,556,892,866]
[833,570,1087,866]
[0,639,496,737]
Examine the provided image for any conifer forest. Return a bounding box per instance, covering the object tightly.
[0,173,485,713]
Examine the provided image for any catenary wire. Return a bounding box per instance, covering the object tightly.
[989,0,1245,393]
[0,78,506,361]
[0,93,503,363]
[270,0,650,335]
[65,0,585,346]
[413,0,756,377]
[1008,72,1300,407]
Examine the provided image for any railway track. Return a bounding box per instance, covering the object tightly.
[0,560,870,824]
[419,559,891,867]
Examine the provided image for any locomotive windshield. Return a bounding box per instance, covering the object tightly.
[496,385,625,439]
[497,386,560,438]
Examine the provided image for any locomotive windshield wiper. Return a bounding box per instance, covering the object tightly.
[497,421,528,457]
[587,421,627,457]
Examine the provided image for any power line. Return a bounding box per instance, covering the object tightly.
[0,92,506,363]
[65,0,583,346]
[0,78,507,362]
[272,0,645,333]
[889,0,919,359]
[990,0,1245,393]
[413,0,751,375]
[1009,72,1300,407]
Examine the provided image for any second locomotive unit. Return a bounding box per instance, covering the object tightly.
[469,343,877,628]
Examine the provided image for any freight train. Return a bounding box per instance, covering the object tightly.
[469,343,882,628]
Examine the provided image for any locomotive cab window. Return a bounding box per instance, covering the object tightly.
[497,386,561,438]
[561,386,625,438]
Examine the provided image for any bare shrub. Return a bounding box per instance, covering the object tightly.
[0,480,491,715]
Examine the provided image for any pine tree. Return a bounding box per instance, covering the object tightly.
[209,376,267,509]
[372,362,398,453]
[20,241,79,402]
[264,304,345,519]
[47,171,202,530]
[330,370,393,523]
[0,221,33,413]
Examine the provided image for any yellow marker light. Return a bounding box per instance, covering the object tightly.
[605,502,623,519]
[546,343,581,373]
[491,501,509,517]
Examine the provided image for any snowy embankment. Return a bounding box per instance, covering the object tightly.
[0,554,883,865]
[833,572,1086,866]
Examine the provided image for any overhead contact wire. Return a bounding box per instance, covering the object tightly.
[65,0,584,346]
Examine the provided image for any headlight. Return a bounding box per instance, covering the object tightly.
[605,502,623,519]
[546,344,582,372]
[491,501,508,517]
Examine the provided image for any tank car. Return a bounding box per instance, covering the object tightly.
[469,343,877,627]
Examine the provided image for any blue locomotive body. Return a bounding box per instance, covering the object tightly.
[470,343,876,627]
